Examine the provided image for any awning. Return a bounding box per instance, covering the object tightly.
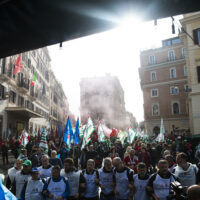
[5,107,43,118]
[0,0,200,58]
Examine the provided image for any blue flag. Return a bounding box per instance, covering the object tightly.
[0,178,17,200]
[74,118,80,144]
[64,117,73,146]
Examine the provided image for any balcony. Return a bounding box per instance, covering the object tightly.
[17,79,29,93]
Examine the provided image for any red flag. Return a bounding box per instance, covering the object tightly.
[13,54,22,75]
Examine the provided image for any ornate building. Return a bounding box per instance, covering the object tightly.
[139,37,189,136]
[0,48,69,138]
[180,12,200,135]
[80,75,135,130]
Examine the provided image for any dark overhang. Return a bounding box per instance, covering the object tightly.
[0,0,200,58]
[5,107,43,118]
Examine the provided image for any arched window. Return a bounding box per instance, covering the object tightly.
[173,102,180,114]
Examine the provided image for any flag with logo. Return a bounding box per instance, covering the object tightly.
[79,124,86,139]
[64,117,73,147]
[127,127,137,144]
[13,54,22,75]
[19,130,29,147]
[98,123,106,142]
[74,118,80,144]
[81,116,95,149]
[39,129,48,149]
[118,131,127,145]
[0,178,17,200]
[156,118,165,142]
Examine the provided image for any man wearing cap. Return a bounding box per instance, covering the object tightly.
[20,167,45,200]
[11,159,32,199]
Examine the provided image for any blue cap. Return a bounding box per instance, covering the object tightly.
[31,167,39,172]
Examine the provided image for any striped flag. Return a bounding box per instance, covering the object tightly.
[39,129,48,149]
[98,123,106,142]
[118,131,127,145]
[127,127,137,144]
[19,130,29,147]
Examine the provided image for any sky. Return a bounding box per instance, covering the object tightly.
[48,15,182,123]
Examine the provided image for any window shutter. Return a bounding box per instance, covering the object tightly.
[197,66,200,83]
[193,29,199,45]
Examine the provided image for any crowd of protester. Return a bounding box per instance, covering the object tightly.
[1,133,200,200]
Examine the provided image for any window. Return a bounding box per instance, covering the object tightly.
[149,55,155,65]
[170,68,176,78]
[172,102,180,114]
[151,89,158,97]
[184,85,190,92]
[193,28,200,45]
[197,66,200,83]
[151,71,157,82]
[9,91,16,103]
[182,48,186,58]
[169,50,175,61]
[152,103,159,116]
[0,84,4,99]
[172,38,181,44]
[184,66,188,76]
[170,86,179,95]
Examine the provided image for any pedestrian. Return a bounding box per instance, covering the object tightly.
[49,150,63,168]
[82,159,99,200]
[20,167,45,200]
[42,165,70,200]
[113,157,134,200]
[174,152,200,188]
[2,139,9,164]
[11,159,32,199]
[38,155,52,179]
[146,159,178,200]
[99,157,115,200]
[61,158,86,200]
[6,158,23,189]
[133,162,150,200]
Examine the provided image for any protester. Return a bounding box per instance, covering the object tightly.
[11,160,32,199]
[113,157,134,200]
[165,154,176,173]
[187,185,200,200]
[82,159,99,200]
[174,152,200,188]
[2,139,9,164]
[38,155,52,179]
[123,149,138,173]
[99,157,115,200]
[49,150,63,168]
[133,162,150,200]
[147,159,178,200]
[6,158,23,189]
[86,145,98,162]
[20,167,44,200]
[42,165,70,200]
[61,158,86,200]
[59,142,69,163]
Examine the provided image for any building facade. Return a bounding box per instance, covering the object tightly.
[49,70,69,133]
[139,37,189,136]
[180,12,200,135]
[0,48,69,138]
[80,75,136,130]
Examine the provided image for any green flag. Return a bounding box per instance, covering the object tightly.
[118,131,127,145]
[98,123,106,142]
[81,117,95,149]
[127,128,137,144]
[79,124,86,139]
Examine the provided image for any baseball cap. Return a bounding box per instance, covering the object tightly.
[31,167,39,173]
[23,160,32,166]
